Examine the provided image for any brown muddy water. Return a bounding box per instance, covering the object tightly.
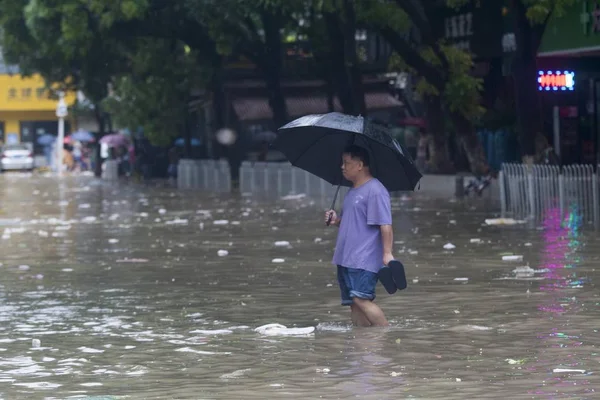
[0,174,599,399]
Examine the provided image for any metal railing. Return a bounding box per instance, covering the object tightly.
[499,163,600,226]
[177,159,231,192]
[239,161,348,200]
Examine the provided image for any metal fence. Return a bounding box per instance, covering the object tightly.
[239,161,348,200]
[499,163,600,226]
[177,159,231,192]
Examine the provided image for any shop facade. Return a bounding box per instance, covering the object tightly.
[537,0,600,165]
[0,73,76,153]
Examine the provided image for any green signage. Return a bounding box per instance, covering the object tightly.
[539,0,600,55]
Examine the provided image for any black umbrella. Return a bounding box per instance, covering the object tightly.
[274,112,422,222]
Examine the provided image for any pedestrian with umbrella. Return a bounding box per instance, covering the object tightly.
[274,112,421,327]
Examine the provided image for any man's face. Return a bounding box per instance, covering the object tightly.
[341,153,362,181]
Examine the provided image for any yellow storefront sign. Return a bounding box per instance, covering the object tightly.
[0,73,76,143]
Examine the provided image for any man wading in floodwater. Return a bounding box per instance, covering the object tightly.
[325,145,393,327]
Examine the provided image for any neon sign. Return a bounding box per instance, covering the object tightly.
[538,71,575,91]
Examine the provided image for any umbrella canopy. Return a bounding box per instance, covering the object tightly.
[99,133,129,147]
[70,130,95,142]
[274,112,421,192]
[174,137,202,147]
[37,134,56,147]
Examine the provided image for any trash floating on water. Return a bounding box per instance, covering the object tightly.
[116,258,149,263]
[502,255,523,262]
[231,221,241,225]
[316,367,331,374]
[274,241,290,247]
[213,220,229,225]
[108,238,119,244]
[314,238,322,243]
[454,278,469,282]
[506,358,525,365]
[513,266,535,278]
[78,346,104,353]
[254,323,315,336]
[32,339,41,348]
[281,193,306,200]
[62,268,73,272]
[553,368,586,374]
[158,209,167,214]
[272,258,285,263]
[217,250,229,257]
[485,218,526,226]
[190,329,233,335]
[470,238,482,243]
[443,243,456,250]
[18,265,30,271]
[165,218,188,225]
[220,368,252,379]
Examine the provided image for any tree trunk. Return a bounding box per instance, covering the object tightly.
[210,56,241,187]
[93,104,107,178]
[324,9,365,116]
[451,112,491,176]
[424,95,454,173]
[258,10,288,126]
[342,0,366,116]
[511,0,549,161]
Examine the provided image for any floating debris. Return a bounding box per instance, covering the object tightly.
[502,255,523,262]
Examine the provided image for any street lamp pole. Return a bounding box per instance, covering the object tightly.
[56,92,68,175]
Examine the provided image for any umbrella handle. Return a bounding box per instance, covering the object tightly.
[325,185,342,226]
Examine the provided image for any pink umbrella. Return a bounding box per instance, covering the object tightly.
[99,133,130,147]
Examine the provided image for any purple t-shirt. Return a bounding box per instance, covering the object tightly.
[332,178,392,273]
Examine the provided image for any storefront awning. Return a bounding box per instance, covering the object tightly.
[233,92,403,121]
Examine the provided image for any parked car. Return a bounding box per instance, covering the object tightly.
[1,144,35,172]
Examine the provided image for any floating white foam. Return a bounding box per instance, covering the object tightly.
[502,255,523,262]
[443,243,456,250]
[254,323,315,336]
[189,329,233,335]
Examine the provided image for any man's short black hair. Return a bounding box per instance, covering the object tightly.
[343,144,370,167]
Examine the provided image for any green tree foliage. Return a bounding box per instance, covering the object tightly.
[103,39,211,147]
[366,0,489,174]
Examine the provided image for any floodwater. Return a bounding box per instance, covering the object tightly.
[0,174,599,400]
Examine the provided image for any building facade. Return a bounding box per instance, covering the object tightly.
[537,0,600,165]
[0,71,76,154]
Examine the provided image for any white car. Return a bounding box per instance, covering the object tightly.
[1,144,35,172]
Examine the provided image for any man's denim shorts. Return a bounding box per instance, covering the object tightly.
[337,265,378,306]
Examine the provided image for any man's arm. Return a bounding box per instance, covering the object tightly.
[380,225,394,265]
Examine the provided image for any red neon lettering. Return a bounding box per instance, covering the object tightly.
[539,73,568,88]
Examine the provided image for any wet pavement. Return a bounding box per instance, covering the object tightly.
[0,173,599,399]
